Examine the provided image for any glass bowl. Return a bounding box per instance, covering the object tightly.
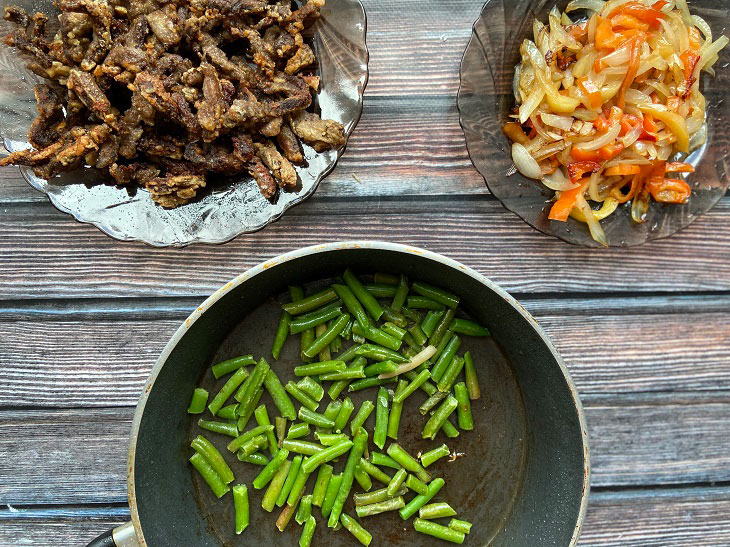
[0,0,368,246]
[458,0,729,247]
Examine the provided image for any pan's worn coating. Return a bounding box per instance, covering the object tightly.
[127,242,589,547]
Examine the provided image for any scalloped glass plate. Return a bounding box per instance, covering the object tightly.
[458,0,729,247]
[0,0,368,246]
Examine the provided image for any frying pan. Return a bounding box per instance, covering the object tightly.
[86,241,590,546]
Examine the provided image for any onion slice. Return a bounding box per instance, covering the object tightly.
[379,345,437,379]
[511,142,543,179]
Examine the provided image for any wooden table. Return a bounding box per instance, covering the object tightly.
[1,1,729,545]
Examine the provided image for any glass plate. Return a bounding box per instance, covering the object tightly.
[458,0,729,247]
[0,0,368,246]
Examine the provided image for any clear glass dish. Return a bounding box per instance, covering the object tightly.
[0,0,368,246]
[458,0,729,247]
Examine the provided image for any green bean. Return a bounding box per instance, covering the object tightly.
[409,324,428,348]
[276,504,297,531]
[276,455,302,507]
[294,360,345,377]
[350,400,374,435]
[191,435,234,484]
[381,305,408,328]
[264,370,296,420]
[411,281,460,309]
[341,318,353,340]
[431,335,462,383]
[333,397,355,433]
[430,308,456,347]
[359,458,393,485]
[226,424,274,452]
[399,477,445,520]
[211,355,256,379]
[406,296,445,310]
[237,435,268,459]
[301,439,353,473]
[316,323,331,361]
[234,358,270,428]
[432,329,455,363]
[400,306,421,322]
[387,379,408,440]
[423,396,458,440]
[187,388,209,414]
[299,515,316,547]
[438,355,465,392]
[328,428,368,527]
[208,367,249,416]
[289,285,305,302]
[374,387,390,450]
[402,331,419,349]
[421,444,450,467]
[189,452,230,498]
[348,376,397,392]
[361,360,396,378]
[287,465,312,506]
[354,464,373,491]
[252,448,290,489]
[217,404,238,420]
[420,501,457,519]
[419,390,447,415]
[297,376,324,401]
[454,382,474,430]
[354,486,408,506]
[450,317,490,337]
[343,268,384,322]
[320,364,365,380]
[287,421,311,440]
[322,400,342,428]
[449,518,473,534]
[272,309,292,360]
[296,494,313,525]
[335,343,362,363]
[298,407,335,429]
[340,513,372,546]
[233,484,249,533]
[374,273,399,285]
[382,323,407,343]
[404,370,438,396]
[312,463,333,507]
[332,284,370,329]
[413,518,465,544]
[289,300,344,334]
[254,404,278,456]
[301,327,315,363]
[386,468,407,497]
[285,382,319,411]
[283,288,338,315]
[463,351,481,400]
[327,379,350,399]
[405,474,429,495]
[282,439,328,456]
[321,473,343,518]
[352,323,402,351]
[262,460,291,512]
[356,496,405,517]
[198,419,238,438]
[387,443,431,483]
[370,452,401,470]
[330,335,342,354]
[421,310,444,337]
[363,283,398,298]
[236,388,263,432]
[393,370,431,404]
[276,416,287,447]
[304,314,350,358]
[442,418,460,438]
[240,453,269,466]
[354,343,409,363]
[390,274,409,311]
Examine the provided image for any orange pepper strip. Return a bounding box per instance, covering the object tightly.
[665,162,695,173]
[570,143,624,162]
[610,14,649,31]
[567,161,602,182]
[617,36,643,109]
[609,1,666,28]
[577,78,603,110]
[646,178,691,203]
[549,183,588,221]
[688,27,702,51]
[666,96,681,111]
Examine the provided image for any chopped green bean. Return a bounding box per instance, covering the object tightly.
[405,474,429,495]
[340,513,372,546]
[354,464,373,491]
[463,351,481,400]
[276,503,297,531]
[354,343,409,363]
[187,388,209,414]
[374,273,399,285]
[390,274,409,311]
[370,452,401,470]
[356,496,405,517]
[212,355,256,379]
[297,376,324,401]
[363,360,398,377]
[253,448,290,489]
[432,329,455,362]
[264,370,297,420]
[282,439,327,456]
[394,369,432,404]
[327,379,351,399]
[285,382,319,411]
[191,435,234,484]
[420,501,457,519]
[374,387,390,450]
[404,370,438,396]
[237,435,268,459]
[236,387,263,432]
[406,296,445,310]
[414,518,465,544]
[431,335,462,383]
[299,407,335,429]
[287,421,311,440]
[364,283,398,298]
[208,367,249,416]
[312,463,333,507]
[350,400,374,435]
[352,323,402,351]
[442,418,460,438]
[348,376,397,392]
[421,310,444,337]
[419,390,447,415]
[283,288,338,315]
[359,457,393,485]
[304,314,350,359]
[386,468,408,497]
[335,343,362,363]
[354,486,408,506]
[301,327,315,363]
[423,396,458,440]
[430,308,456,347]
[387,443,431,483]
[294,360,346,377]
[322,399,342,428]
[454,382,474,430]
[343,269,383,322]
[409,323,428,347]
[316,322,331,361]
[296,494,313,525]
[254,404,278,456]
[227,424,275,452]
[332,283,370,330]
[412,281,460,309]
[262,460,291,512]
[240,453,269,466]
[438,354,465,392]
[198,419,238,438]
[449,518,473,534]
[333,397,355,433]
[421,444,450,467]
[299,515,316,547]
[289,300,344,334]
[320,364,365,380]
[387,379,408,440]
[400,306,421,322]
[399,477,445,520]
[382,322,407,341]
[381,305,408,327]
[233,484,249,533]
[328,428,368,527]
[189,452,230,498]
[276,416,287,447]
[450,317,490,337]
[217,404,239,420]
[402,331,419,349]
[272,310,292,360]
[287,465,312,506]
[302,439,353,473]
[341,318,353,340]
[276,455,302,507]
[234,358,270,429]
[321,473,343,518]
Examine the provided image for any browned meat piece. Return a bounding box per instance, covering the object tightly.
[254,140,297,188]
[146,9,179,47]
[109,162,159,184]
[247,156,276,198]
[3,30,53,68]
[134,72,199,132]
[235,27,275,75]
[28,84,64,149]
[273,30,295,58]
[197,63,227,141]
[302,75,320,91]
[260,117,283,137]
[258,72,312,117]
[138,133,185,160]
[267,1,293,21]
[201,40,253,82]
[290,111,345,152]
[67,69,114,125]
[286,0,324,33]
[94,134,119,169]
[118,91,155,158]
[232,132,255,162]
[144,174,206,207]
[286,44,315,75]
[277,125,303,163]
[183,142,247,173]
[224,88,269,127]
[4,5,29,27]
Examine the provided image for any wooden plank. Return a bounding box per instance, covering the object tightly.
[1,396,729,504]
[1,197,730,300]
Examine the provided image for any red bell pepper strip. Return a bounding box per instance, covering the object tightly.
[567,161,601,182]
[617,36,642,109]
[608,1,666,28]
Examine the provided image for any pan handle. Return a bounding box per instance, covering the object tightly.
[86,522,139,547]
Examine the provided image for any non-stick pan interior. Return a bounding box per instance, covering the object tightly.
[133,247,586,546]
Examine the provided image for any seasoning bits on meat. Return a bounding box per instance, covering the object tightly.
[0,0,346,207]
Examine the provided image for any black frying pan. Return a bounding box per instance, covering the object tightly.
[86,242,589,547]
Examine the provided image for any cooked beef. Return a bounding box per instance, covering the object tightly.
[290,111,345,152]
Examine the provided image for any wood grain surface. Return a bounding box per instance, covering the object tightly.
[0,0,729,545]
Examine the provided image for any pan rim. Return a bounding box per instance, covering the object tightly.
[127,240,590,546]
